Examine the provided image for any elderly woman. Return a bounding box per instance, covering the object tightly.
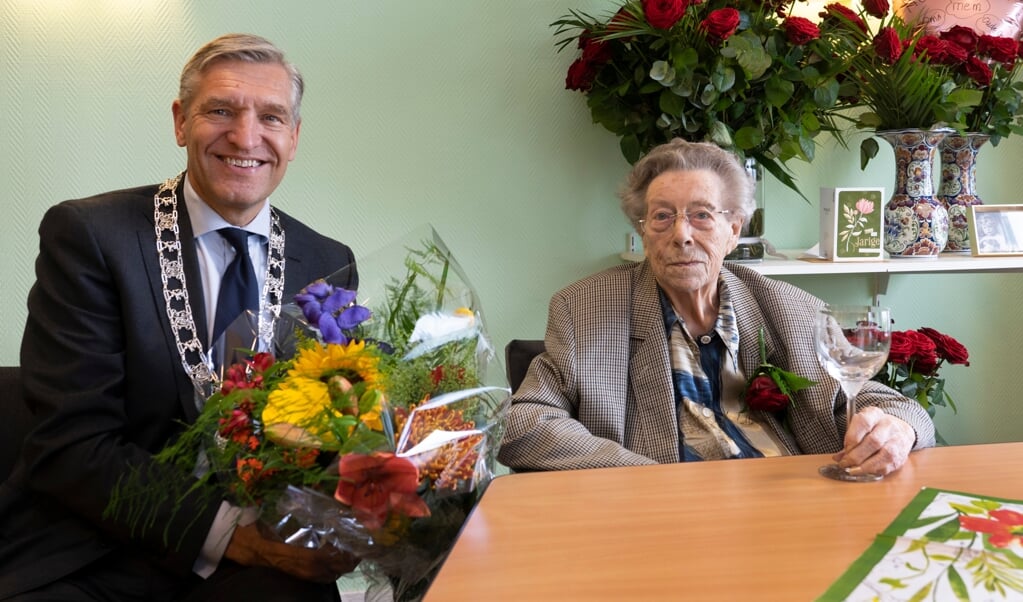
[498,139,934,475]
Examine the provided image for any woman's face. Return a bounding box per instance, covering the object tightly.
[641,169,741,304]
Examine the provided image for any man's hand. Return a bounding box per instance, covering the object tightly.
[833,406,916,476]
[224,522,360,583]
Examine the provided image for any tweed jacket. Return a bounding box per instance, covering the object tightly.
[498,261,935,471]
[0,179,357,597]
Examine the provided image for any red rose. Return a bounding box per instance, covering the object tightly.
[873,27,903,64]
[862,0,889,19]
[918,327,971,366]
[783,17,820,46]
[701,8,740,43]
[642,0,688,30]
[963,56,994,85]
[821,3,867,34]
[887,330,915,365]
[940,25,979,53]
[901,330,939,374]
[746,374,791,412]
[979,34,1018,67]
[565,57,600,91]
[915,36,967,65]
[580,37,612,64]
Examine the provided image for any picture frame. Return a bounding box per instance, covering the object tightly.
[969,205,1023,256]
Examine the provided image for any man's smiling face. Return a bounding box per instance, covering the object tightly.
[173,59,300,225]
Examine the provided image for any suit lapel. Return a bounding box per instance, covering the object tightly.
[628,263,682,464]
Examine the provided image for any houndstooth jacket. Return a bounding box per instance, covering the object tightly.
[498,260,936,471]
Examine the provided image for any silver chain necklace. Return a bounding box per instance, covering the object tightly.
[154,172,286,398]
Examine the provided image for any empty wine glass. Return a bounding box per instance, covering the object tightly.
[814,305,892,482]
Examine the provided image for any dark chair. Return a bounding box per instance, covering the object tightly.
[0,366,29,481]
[504,339,545,393]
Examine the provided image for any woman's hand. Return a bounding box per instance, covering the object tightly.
[833,406,916,476]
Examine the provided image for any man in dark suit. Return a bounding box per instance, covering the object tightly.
[0,34,359,601]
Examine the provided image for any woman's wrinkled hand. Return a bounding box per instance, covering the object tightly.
[832,406,916,477]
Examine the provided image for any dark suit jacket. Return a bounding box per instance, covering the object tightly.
[0,179,357,597]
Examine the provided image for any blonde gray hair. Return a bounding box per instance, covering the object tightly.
[178,33,304,122]
[619,139,754,231]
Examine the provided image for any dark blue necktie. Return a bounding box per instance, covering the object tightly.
[212,227,259,346]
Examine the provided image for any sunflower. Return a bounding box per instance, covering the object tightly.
[263,340,385,445]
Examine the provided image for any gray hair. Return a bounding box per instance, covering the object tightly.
[178,33,304,122]
[618,139,754,231]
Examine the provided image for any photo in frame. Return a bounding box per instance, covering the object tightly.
[969,205,1023,256]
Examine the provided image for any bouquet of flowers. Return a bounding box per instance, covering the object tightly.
[553,0,854,199]
[107,227,510,601]
[815,1,982,166]
[927,25,1023,142]
[872,326,970,444]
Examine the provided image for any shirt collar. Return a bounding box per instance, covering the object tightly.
[182,173,271,239]
[657,276,740,359]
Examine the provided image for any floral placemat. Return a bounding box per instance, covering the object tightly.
[818,487,1023,601]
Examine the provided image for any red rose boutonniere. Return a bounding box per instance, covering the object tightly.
[743,328,816,413]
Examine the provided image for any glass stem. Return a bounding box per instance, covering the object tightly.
[840,379,866,440]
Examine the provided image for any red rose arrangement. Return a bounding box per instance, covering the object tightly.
[927,25,1023,141]
[552,0,853,200]
[742,327,816,413]
[872,326,970,442]
[815,1,1015,165]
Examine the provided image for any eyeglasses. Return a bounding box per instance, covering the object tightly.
[638,208,731,234]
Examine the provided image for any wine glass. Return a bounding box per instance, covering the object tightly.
[814,305,892,482]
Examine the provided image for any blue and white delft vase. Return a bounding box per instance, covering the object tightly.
[878,128,951,258]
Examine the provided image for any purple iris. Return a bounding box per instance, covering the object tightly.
[294,280,371,344]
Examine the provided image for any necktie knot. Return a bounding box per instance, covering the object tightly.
[219,227,251,255]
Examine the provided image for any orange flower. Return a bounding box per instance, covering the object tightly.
[334,452,430,530]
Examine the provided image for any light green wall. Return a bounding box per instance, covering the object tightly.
[2,0,1020,445]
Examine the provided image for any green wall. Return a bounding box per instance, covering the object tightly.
[2,0,1020,445]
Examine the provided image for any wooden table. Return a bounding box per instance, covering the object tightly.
[424,442,1023,601]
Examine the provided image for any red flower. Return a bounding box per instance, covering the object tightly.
[782,17,820,46]
[959,509,1023,547]
[745,374,791,412]
[862,0,889,19]
[939,25,978,54]
[918,327,970,366]
[821,3,867,34]
[641,0,688,30]
[873,27,903,65]
[700,8,740,43]
[904,330,939,374]
[581,37,612,64]
[979,34,1019,67]
[963,56,994,86]
[565,57,600,91]
[887,330,915,365]
[219,408,254,443]
[335,452,431,530]
[915,36,967,65]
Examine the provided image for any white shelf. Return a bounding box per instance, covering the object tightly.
[620,249,1023,301]
[741,249,1023,277]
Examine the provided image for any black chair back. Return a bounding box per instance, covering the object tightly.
[0,366,28,481]
[504,339,545,393]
